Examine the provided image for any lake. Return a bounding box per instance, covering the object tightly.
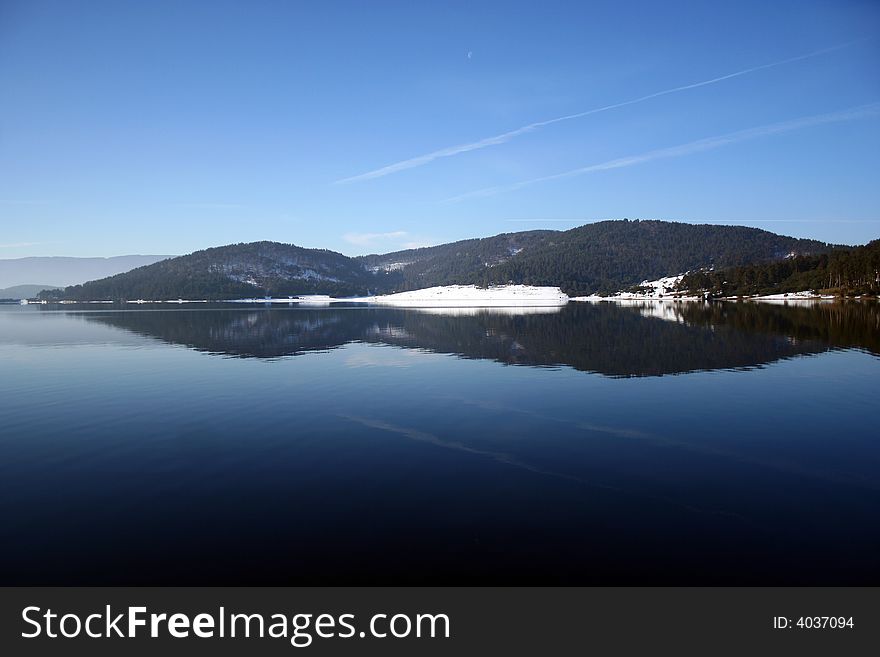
[1,300,878,584]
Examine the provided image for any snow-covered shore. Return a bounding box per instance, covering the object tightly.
[49,282,863,307]
[570,274,844,304]
[349,284,570,307]
[571,275,704,302]
[737,292,839,305]
[225,285,570,307]
[747,291,836,301]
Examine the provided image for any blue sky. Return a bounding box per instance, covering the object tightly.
[1,0,879,258]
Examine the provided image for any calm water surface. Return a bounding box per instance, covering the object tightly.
[1,301,878,584]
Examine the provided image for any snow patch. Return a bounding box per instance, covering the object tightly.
[572,274,703,301]
[296,294,333,306]
[367,261,412,273]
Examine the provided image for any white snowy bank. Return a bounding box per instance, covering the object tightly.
[746,291,836,303]
[225,285,569,307]
[349,285,570,307]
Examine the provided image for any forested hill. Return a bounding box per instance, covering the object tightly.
[53,242,391,300]
[41,221,842,301]
[360,221,834,295]
[357,230,555,286]
[479,221,836,294]
[679,239,880,297]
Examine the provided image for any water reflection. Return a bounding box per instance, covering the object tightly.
[44,300,880,376]
[2,301,878,585]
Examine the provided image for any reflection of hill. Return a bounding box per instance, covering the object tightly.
[87,309,366,359]
[84,301,880,376]
[368,304,829,377]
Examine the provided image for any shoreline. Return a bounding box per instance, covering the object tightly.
[21,282,876,306]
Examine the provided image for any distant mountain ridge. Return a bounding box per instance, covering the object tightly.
[43,220,844,301]
[0,255,172,290]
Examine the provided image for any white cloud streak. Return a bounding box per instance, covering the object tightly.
[444,103,880,202]
[0,242,42,248]
[335,41,859,184]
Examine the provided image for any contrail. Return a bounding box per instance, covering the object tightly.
[443,103,880,202]
[335,41,860,184]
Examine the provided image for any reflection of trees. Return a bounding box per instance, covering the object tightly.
[671,301,880,355]
[84,301,880,376]
[88,309,358,359]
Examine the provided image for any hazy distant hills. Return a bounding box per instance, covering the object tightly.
[0,255,172,295]
[44,220,842,301]
[0,284,61,299]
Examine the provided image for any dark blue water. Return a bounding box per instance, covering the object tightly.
[1,301,878,584]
